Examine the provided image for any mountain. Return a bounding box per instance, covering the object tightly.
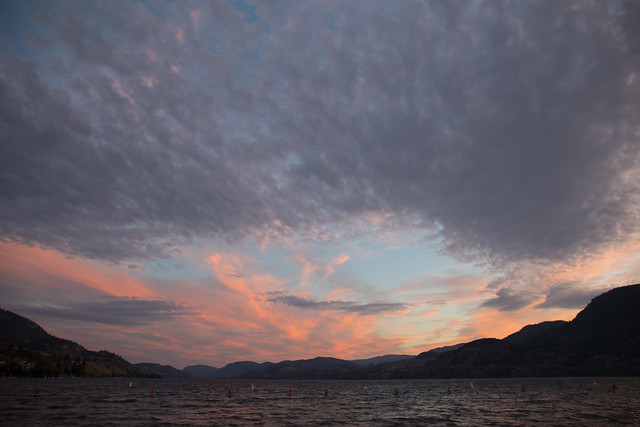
[0,308,151,378]
[369,284,640,378]
[134,363,192,379]
[503,320,567,345]
[216,361,274,378]
[239,357,362,380]
[183,364,219,378]
[416,342,466,359]
[351,354,414,367]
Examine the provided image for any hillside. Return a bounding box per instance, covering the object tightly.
[134,363,192,379]
[239,357,362,380]
[183,364,220,378]
[369,284,640,378]
[0,308,151,378]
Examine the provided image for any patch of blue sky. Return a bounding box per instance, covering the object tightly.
[1,2,35,59]
[0,2,79,108]
[322,14,337,35]
[242,245,301,283]
[209,45,225,57]
[0,2,62,68]
[347,244,456,290]
[269,87,280,105]
[232,0,267,26]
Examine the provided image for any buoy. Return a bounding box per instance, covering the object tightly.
[522,385,526,392]
[447,387,451,394]
[394,387,399,396]
[612,383,616,391]
[288,388,292,397]
[324,388,328,397]
[150,388,155,397]
[33,387,39,397]
[227,388,233,397]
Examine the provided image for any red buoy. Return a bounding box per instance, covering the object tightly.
[227,388,233,397]
[447,387,451,394]
[522,385,526,393]
[150,388,155,397]
[288,388,292,397]
[612,383,616,391]
[33,387,39,397]
[324,388,328,397]
[394,387,399,396]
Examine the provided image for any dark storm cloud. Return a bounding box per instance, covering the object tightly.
[266,292,407,315]
[1,1,639,267]
[14,297,197,326]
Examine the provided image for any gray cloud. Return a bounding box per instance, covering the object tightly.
[267,292,407,315]
[13,297,198,326]
[1,1,639,268]
[536,282,604,310]
[481,287,534,312]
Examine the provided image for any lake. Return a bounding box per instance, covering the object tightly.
[1,377,638,425]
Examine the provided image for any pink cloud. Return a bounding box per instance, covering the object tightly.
[175,27,185,42]
[190,10,203,33]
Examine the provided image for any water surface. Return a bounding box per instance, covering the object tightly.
[1,377,638,425]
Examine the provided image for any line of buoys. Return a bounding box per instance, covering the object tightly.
[150,388,155,397]
[33,387,39,397]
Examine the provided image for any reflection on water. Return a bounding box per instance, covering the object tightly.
[1,377,638,425]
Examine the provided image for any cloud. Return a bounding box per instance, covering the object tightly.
[14,297,198,326]
[266,292,408,315]
[536,282,603,310]
[0,0,638,274]
[481,287,534,312]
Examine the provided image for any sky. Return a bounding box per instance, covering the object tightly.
[1,0,639,369]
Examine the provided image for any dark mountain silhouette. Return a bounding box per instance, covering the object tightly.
[184,355,414,379]
[215,361,274,378]
[416,343,466,359]
[182,364,220,378]
[0,308,152,378]
[183,361,275,379]
[368,284,640,378]
[134,363,192,378]
[351,354,414,367]
[239,357,363,380]
[503,320,567,345]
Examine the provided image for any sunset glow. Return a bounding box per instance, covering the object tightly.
[1,0,639,369]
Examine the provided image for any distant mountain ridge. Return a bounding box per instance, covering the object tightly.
[3,284,639,379]
[182,364,219,378]
[182,355,415,379]
[134,363,191,379]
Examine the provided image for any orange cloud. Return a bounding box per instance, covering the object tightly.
[0,241,154,298]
